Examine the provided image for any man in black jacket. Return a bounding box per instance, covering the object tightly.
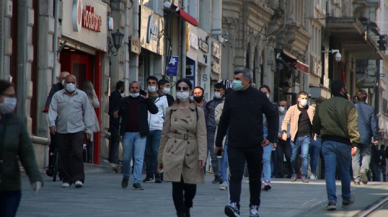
[215,68,277,217]
[108,81,125,164]
[157,79,174,106]
[43,71,69,176]
[113,81,158,190]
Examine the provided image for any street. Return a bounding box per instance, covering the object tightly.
[17,173,388,217]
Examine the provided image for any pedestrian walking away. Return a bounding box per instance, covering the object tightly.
[215,68,277,217]
[259,85,279,191]
[0,80,43,217]
[276,100,293,178]
[281,91,315,183]
[49,75,94,188]
[43,71,70,176]
[313,80,360,211]
[108,80,125,164]
[113,81,158,190]
[157,78,207,217]
[205,82,226,184]
[144,76,168,183]
[352,89,379,185]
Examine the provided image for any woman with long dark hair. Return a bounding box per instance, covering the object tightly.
[157,79,207,217]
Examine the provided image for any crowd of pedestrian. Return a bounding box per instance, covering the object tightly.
[1,67,388,217]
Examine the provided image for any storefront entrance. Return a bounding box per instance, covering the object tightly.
[59,51,103,164]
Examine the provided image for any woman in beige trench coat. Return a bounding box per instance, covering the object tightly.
[157,78,207,217]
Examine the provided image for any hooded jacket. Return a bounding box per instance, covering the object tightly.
[148,95,169,131]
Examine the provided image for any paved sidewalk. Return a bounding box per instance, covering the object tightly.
[17,173,388,217]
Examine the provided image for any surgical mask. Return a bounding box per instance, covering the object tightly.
[162,88,170,94]
[214,92,222,99]
[300,99,308,106]
[194,96,204,103]
[65,83,76,93]
[129,92,140,98]
[0,97,17,114]
[147,86,157,93]
[278,107,285,113]
[266,94,270,99]
[232,80,243,91]
[177,92,190,101]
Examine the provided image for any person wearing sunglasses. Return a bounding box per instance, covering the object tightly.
[157,78,207,217]
[0,79,43,217]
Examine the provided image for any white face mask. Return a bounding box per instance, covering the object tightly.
[147,86,157,93]
[0,97,17,114]
[266,93,270,99]
[162,87,170,94]
[176,92,190,101]
[214,92,222,99]
[300,99,308,106]
[278,107,285,113]
[129,92,140,98]
[65,83,76,93]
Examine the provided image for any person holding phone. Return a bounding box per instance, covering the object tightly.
[157,79,207,217]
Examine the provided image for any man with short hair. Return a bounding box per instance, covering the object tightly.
[49,75,94,188]
[44,71,70,176]
[143,76,168,183]
[108,81,125,164]
[113,81,158,190]
[352,89,379,185]
[215,68,277,217]
[313,80,360,211]
[281,91,315,183]
[276,100,293,178]
[204,83,225,184]
[193,86,206,109]
[158,79,174,106]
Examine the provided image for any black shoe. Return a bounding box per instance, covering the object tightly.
[143,176,154,183]
[325,201,336,211]
[133,183,144,190]
[155,175,162,183]
[342,195,355,209]
[121,177,129,188]
[212,175,221,184]
[225,203,240,217]
[46,169,53,177]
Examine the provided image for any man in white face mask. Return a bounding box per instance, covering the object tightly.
[48,75,94,188]
[158,79,174,106]
[281,91,315,183]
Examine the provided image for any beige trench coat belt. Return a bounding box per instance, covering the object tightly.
[170,133,196,140]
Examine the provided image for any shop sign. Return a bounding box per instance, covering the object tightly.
[166,56,179,76]
[72,0,83,32]
[147,15,159,43]
[212,42,221,59]
[212,60,220,74]
[131,36,141,54]
[198,37,208,53]
[190,33,198,50]
[82,6,102,32]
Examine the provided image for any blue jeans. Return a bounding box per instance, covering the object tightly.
[122,132,147,184]
[221,144,228,182]
[207,129,220,177]
[310,137,322,174]
[0,190,21,217]
[290,136,310,177]
[262,127,272,181]
[145,130,162,177]
[322,141,352,202]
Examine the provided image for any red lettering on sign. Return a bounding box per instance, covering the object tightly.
[82,5,102,32]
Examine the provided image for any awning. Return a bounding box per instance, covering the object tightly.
[296,61,309,74]
[176,8,198,27]
[324,17,384,59]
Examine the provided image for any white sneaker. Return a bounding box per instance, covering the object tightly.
[309,174,317,180]
[220,181,228,190]
[61,182,70,188]
[75,181,83,188]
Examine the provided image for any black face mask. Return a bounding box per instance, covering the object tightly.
[194,96,204,103]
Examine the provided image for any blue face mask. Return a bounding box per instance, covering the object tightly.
[232,80,243,91]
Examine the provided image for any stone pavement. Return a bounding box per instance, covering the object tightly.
[17,173,388,217]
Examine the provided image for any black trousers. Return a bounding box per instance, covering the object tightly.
[228,145,263,207]
[172,177,197,213]
[56,132,85,184]
[109,125,120,164]
[48,133,57,169]
[276,139,293,176]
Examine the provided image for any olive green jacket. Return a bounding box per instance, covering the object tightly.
[312,96,361,145]
[0,114,43,192]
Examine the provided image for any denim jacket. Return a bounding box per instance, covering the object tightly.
[355,102,378,144]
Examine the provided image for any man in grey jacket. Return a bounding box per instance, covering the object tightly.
[352,89,379,185]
